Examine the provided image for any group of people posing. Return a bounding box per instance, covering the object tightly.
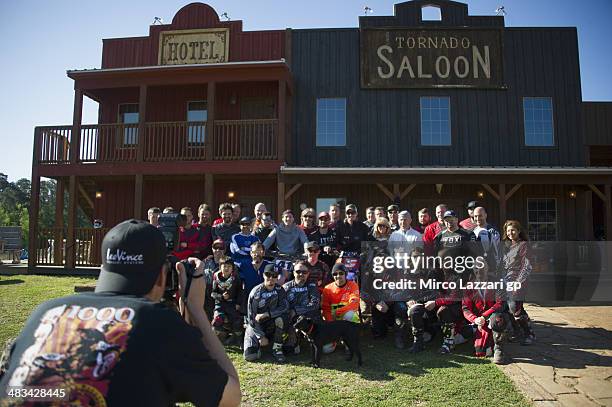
[145,200,536,365]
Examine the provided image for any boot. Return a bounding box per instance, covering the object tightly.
[492,332,507,364]
[409,332,424,353]
[517,317,535,346]
[272,343,286,363]
[394,331,406,350]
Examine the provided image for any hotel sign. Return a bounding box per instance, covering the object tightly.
[159,28,229,65]
[361,28,504,88]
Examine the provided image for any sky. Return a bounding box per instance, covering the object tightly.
[0,0,611,182]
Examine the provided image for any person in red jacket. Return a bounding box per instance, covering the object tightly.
[461,257,511,364]
[174,207,202,260]
[459,201,479,231]
[423,203,447,255]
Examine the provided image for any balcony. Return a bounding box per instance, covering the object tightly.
[35,119,279,165]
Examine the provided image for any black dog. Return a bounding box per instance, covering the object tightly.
[293,315,362,368]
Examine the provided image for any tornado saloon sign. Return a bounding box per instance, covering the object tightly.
[361,28,504,88]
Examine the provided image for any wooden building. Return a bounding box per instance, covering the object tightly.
[280,0,612,243]
[29,1,612,272]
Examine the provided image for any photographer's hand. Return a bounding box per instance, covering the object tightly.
[176,258,241,406]
[176,258,206,314]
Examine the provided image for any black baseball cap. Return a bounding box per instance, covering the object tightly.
[263,263,279,276]
[95,219,167,295]
[387,204,399,212]
[239,216,252,225]
[443,210,458,219]
[331,263,347,274]
[467,201,479,209]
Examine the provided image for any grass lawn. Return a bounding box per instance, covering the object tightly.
[0,274,530,407]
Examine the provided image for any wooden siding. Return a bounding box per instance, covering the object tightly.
[290,20,585,167]
[101,3,285,69]
[584,102,612,146]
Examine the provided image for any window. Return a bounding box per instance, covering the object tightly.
[118,104,139,146]
[421,5,442,21]
[420,96,451,146]
[527,198,557,241]
[316,98,346,146]
[523,97,554,146]
[187,101,207,144]
[316,198,346,216]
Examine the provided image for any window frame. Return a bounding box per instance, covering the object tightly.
[419,96,452,147]
[526,197,558,241]
[117,103,139,147]
[521,96,556,149]
[186,100,208,146]
[316,198,347,216]
[421,5,442,22]
[315,97,347,148]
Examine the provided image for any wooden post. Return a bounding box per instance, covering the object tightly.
[205,82,216,160]
[499,184,507,224]
[70,89,83,164]
[205,173,214,207]
[28,152,41,269]
[278,79,286,162]
[606,185,612,241]
[53,178,65,265]
[65,176,77,269]
[134,174,143,219]
[277,179,286,220]
[137,85,147,162]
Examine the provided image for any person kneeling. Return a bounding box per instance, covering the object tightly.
[462,278,510,364]
[321,264,360,353]
[243,264,289,363]
[211,256,244,346]
[283,261,322,355]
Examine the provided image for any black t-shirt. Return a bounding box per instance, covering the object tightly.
[0,292,228,407]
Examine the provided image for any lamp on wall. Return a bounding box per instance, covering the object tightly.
[227,191,236,199]
[229,93,237,105]
[435,184,443,195]
[95,189,104,199]
[569,189,577,199]
[476,190,485,199]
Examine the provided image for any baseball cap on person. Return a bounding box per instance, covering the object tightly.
[443,210,458,219]
[212,238,225,249]
[318,211,330,219]
[466,201,479,209]
[331,263,347,275]
[263,263,279,276]
[95,219,167,295]
[304,241,320,251]
[239,217,252,225]
[346,204,358,214]
[387,204,399,212]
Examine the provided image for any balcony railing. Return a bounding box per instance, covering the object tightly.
[36,119,279,164]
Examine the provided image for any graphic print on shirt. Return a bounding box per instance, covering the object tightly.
[7,304,134,406]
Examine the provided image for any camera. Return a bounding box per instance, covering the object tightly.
[158,212,197,297]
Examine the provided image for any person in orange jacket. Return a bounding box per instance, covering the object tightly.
[321,264,360,323]
[321,263,361,353]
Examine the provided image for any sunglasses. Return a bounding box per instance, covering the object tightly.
[302,215,314,218]
[294,269,309,275]
[318,217,330,221]
[263,272,279,278]
[213,246,224,250]
[346,211,356,215]
[332,271,345,277]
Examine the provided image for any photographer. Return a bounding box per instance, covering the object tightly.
[0,219,240,407]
